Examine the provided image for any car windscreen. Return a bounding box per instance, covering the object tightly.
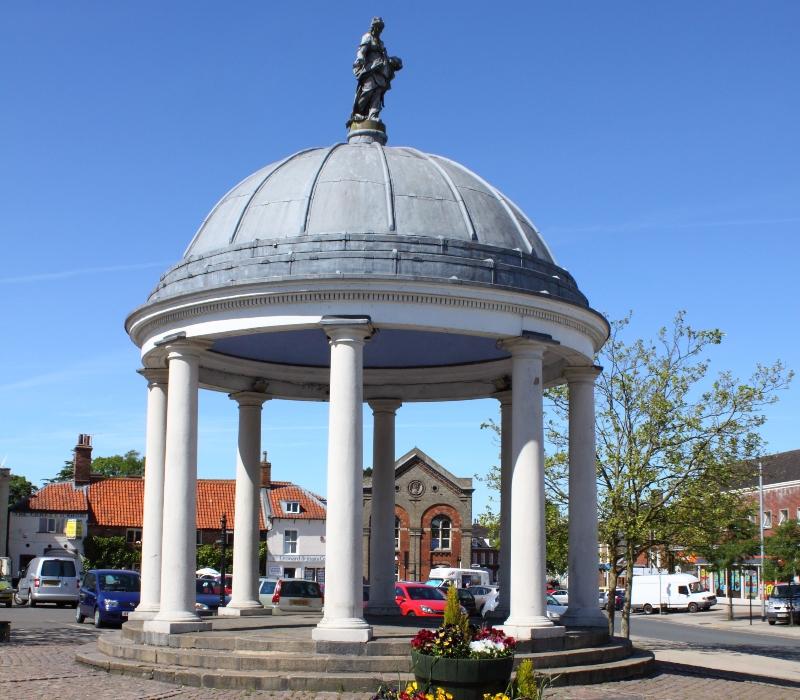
[771,585,800,598]
[41,560,76,577]
[196,580,222,595]
[99,573,140,592]
[688,582,705,594]
[407,586,446,601]
[259,580,276,594]
[424,578,445,587]
[281,580,321,598]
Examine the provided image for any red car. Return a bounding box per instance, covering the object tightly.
[394,582,447,617]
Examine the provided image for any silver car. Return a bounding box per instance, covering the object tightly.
[546,594,567,623]
[260,577,323,615]
[15,556,80,607]
[767,584,800,625]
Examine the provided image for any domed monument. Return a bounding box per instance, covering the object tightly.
[127,18,609,644]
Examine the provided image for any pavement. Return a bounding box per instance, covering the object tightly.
[1,608,800,699]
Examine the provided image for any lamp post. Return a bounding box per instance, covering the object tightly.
[758,460,766,621]
[218,513,228,610]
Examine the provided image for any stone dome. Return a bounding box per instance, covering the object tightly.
[186,143,554,261]
[147,142,589,308]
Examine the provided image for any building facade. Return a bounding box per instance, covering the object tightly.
[362,447,473,583]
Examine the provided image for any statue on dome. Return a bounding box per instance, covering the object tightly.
[348,17,402,127]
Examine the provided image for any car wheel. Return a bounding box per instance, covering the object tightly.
[688,603,699,613]
[643,604,654,615]
[768,620,776,625]
[13,593,23,606]
[76,606,85,624]
[93,608,103,628]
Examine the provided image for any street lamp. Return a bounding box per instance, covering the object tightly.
[218,513,228,610]
[758,460,766,621]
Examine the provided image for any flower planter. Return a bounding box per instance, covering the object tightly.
[411,650,514,700]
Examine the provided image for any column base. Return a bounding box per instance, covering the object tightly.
[218,605,272,617]
[312,618,373,643]
[128,608,158,621]
[365,602,401,616]
[560,606,609,628]
[142,619,212,638]
[501,616,565,640]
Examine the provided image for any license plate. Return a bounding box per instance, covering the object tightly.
[290,599,310,606]
[121,611,129,618]
[43,580,60,586]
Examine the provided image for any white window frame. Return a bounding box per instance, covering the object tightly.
[797,507,800,522]
[126,528,143,544]
[430,516,452,551]
[284,529,298,554]
[763,510,772,529]
[394,516,400,551]
[284,501,301,514]
[779,509,788,525]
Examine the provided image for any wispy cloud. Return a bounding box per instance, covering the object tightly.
[0,261,170,285]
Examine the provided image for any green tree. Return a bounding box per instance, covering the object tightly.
[542,312,790,637]
[82,535,140,570]
[764,520,800,583]
[92,451,144,477]
[46,460,74,483]
[8,474,37,507]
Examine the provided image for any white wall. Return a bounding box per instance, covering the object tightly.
[9,512,86,575]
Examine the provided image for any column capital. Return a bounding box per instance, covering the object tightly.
[497,336,548,358]
[494,390,513,406]
[368,398,402,414]
[563,365,602,384]
[320,315,374,344]
[161,338,213,362]
[138,367,169,387]
[228,391,270,407]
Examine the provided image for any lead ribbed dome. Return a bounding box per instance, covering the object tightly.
[186,143,554,261]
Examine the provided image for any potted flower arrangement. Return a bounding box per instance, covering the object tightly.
[409,586,516,700]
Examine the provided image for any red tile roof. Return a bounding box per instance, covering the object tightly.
[15,478,323,528]
[268,483,326,520]
[24,482,88,512]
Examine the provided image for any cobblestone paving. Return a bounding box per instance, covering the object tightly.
[2,627,799,700]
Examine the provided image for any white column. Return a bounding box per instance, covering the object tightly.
[145,342,210,635]
[489,390,512,619]
[562,367,607,628]
[500,338,562,639]
[313,317,373,643]
[130,368,168,620]
[367,399,402,615]
[220,391,269,616]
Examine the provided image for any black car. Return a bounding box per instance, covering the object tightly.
[456,587,478,616]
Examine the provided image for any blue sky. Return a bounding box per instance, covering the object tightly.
[1,2,798,516]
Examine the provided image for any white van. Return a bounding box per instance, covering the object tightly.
[425,566,491,589]
[630,573,716,614]
[15,556,81,607]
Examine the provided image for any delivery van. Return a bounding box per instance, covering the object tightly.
[424,566,491,589]
[630,573,716,614]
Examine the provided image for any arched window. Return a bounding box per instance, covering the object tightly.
[431,515,451,551]
[394,516,401,551]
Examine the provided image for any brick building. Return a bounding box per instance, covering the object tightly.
[362,447,473,583]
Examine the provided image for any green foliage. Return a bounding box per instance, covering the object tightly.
[765,520,800,582]
[92,451,144,477]
[46,460,75,483]
[506,311,791,639]
[443,585,462,626]
[196,544,223,571]
[82,535,140,570]
[511,658,551,700]
[8,475,37,507]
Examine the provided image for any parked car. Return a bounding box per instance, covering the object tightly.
[466,585,497,613]
[258,577,278,607]
[394,581,448,617]
[76,569,140,627]
[480,587,500,616]
[195,578,230,611]
[546,594,568,623]
[264,578,323,615]
[455,587,478,616]
[550,589,569,604]
[0,557,12,607]
[14,556,80,607]
[767,583,800,625]
[599,588,625,610]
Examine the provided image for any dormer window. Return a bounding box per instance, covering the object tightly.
[284,501,301,514]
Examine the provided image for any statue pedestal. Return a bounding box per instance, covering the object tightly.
[347,120,387,145]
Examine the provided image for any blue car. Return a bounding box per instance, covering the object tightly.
[195,578,231,611]
[76,569,140,627]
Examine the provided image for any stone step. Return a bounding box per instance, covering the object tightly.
[97,633,636,674]
[77,642,655,692]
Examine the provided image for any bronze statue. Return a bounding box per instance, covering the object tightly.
[348,17,402,127]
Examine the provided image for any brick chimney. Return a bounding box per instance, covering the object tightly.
[260,451,272,487]
[73,434,93,485]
